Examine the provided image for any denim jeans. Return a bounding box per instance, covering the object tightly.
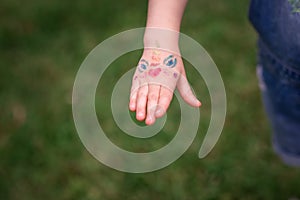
[249,0,300,166]
[257,39,300,167]
[249,0,300,71]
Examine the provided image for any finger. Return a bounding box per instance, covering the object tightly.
[145,84,160,125]
[155,87,174,118]
[129,90,137,111]
[177,75,201,107]
[129,74,139,111]
[136,85,148,121]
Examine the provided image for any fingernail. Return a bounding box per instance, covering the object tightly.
[197,100,202,107]
[137,112,144,120]
[146,117,155,125]
[129,104,135,110]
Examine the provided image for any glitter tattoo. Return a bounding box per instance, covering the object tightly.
[150,63,160,67]
[173,72,178,79]
[163,55,177,68]
[138,59,149,72]
[148,68,162,77]
[132,52,180,94]
[151,50,161,62]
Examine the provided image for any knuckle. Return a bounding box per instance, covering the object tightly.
[139,92,147,98]
[161,92,172,101]
[148,93,158,101]
[137,105,145,112]
[130,96,136,102]
[130,84,139,92]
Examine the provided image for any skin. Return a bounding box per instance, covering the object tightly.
[129,0,201,125]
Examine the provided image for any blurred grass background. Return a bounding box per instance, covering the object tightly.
[1,0,300,199]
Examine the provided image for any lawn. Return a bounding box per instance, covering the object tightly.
[1,0,300,199]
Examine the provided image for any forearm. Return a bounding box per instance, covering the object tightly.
[144,0,188,49]
[146,0,188,31]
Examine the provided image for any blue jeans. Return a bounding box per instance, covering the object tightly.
[249,0,300,166]
[257,39,300,167]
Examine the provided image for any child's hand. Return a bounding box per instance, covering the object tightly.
[129,48,201,125]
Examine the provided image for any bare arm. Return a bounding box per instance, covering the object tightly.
[146,0,187,30]
[129,0,201,125]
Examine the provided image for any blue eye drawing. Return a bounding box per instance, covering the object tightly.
[139,59,149,71]
[141,63,147,70]
[163,55,177,68]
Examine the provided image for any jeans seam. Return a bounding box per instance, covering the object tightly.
[258,39,300,88]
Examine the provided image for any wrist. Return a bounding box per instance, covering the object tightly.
[143,27,180,54]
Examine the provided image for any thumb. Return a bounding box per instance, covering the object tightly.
[177,74,201,107]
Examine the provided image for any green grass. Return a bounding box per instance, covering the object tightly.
[1,0,300,199]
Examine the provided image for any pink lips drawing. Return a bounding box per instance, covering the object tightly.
[148,68,161,77]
